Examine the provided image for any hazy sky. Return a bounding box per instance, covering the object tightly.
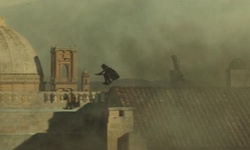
[1,0,250,85]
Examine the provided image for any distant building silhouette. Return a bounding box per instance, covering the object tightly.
[227,58,250,87]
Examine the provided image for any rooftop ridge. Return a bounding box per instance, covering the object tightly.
[109,86,250,90]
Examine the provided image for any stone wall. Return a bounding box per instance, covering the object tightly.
[0,111,53,133]
[0,91,104,150]
[0,134,34,150]
[0,109,89,150]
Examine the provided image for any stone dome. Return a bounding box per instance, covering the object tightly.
[0,17,44,92]
[0,17,38,74]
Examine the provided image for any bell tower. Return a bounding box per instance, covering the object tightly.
[81,70,90,92]
[50,46,78,91]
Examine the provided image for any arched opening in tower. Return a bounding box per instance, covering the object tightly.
[61,64,69,81]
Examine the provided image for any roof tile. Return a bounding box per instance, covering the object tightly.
[108,87,250,149]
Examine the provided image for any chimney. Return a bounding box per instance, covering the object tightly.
[107,107,134,150]
[169,55,184,87]
[227,58,250,87]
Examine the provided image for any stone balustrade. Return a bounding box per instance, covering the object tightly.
[43,91,99,103]
[0,91,101,107]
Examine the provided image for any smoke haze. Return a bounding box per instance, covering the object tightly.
[1,0,250,85]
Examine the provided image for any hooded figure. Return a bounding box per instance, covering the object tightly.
[95,64,120,85]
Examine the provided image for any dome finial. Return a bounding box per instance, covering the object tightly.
[0,17,6,26]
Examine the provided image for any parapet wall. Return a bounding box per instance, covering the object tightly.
[0,91,101,109]
[0,110,85,150]
[0,91,97,134]
[0,91,104,150]
[0,111,53,133]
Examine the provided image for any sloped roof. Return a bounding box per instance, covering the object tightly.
[107,86,250,150]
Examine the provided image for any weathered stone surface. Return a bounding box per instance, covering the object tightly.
[0,99,107,150]
[107,107,134,150]
[50,47,78,91]
[0,17,43,92]
[0,134,34,150]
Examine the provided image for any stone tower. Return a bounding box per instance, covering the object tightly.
[50,46,78,91]
[81,70,90,92]
[227,58,249,87]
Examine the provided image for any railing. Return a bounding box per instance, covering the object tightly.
[42,92,97,103]
[0,91,102,107]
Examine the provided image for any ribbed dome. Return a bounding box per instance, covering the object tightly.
[0,17,38,74]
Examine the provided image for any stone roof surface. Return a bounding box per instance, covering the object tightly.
[108,86,250,150]
[0,17,38,74]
